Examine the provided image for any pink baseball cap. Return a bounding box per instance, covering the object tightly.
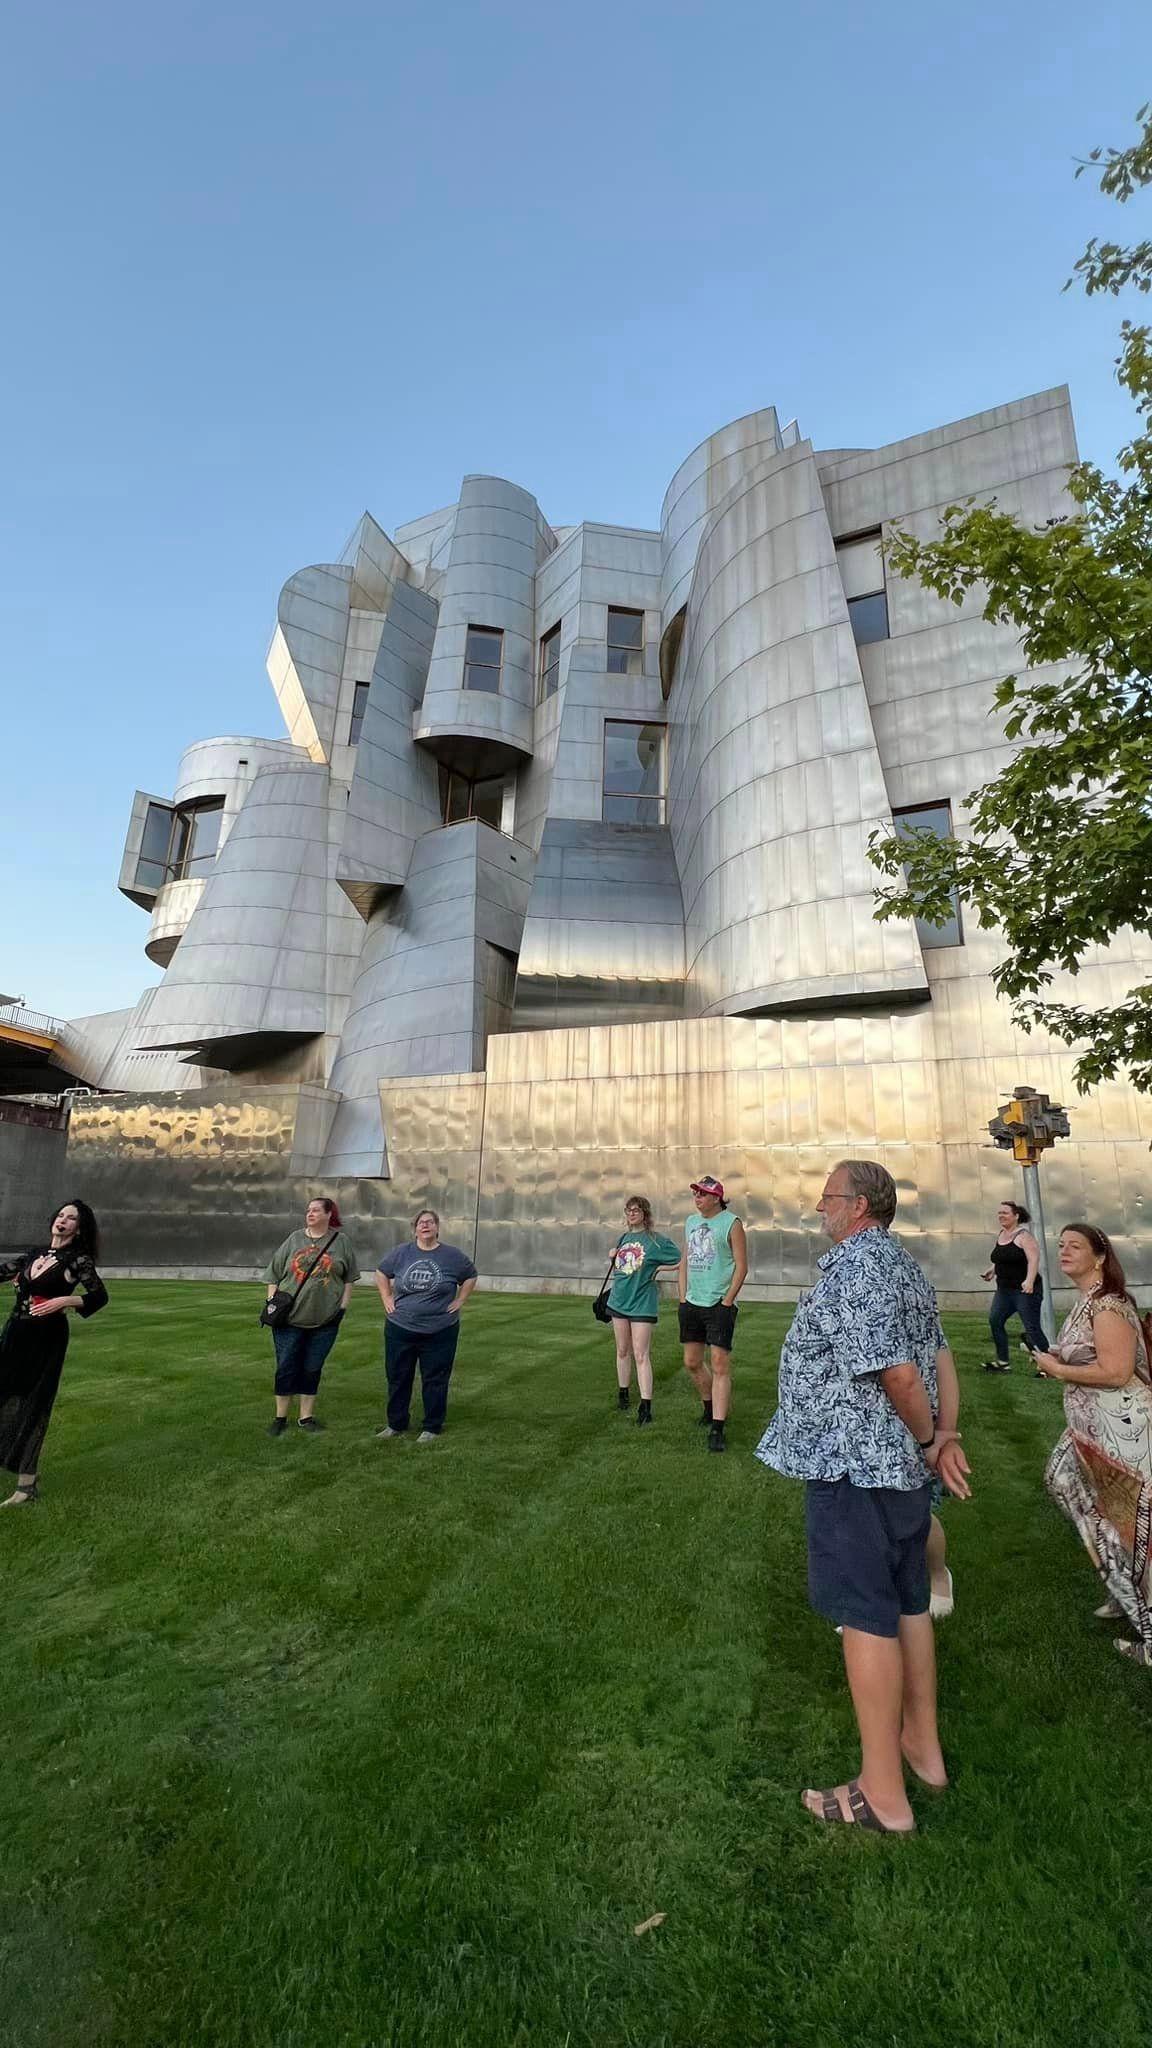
[690,1175,725,1199]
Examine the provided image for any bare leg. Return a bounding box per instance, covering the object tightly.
[683,1341,711,1402]
[298,1392,317,1420]
[709,1345,732,1421]
[830,1627,915,1829]
[897,1611,947,1786]
[926,1513,953,1608]
[274,1394,291,1419]
[611,1317,634,1392]
[632,1323,653,1400]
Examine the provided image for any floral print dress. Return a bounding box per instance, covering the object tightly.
[1044,1290,1152,1658]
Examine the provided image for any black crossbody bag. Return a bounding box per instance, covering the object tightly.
[592,1244,620,1324]
[260,1230,340,1330]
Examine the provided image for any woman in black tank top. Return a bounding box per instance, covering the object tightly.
[982,1200,1049,1371]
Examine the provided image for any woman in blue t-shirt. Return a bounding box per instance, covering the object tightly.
[605,1195,681,1427]
[375,1209,477,1442]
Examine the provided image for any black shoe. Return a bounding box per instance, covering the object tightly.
[981,1360,1011,1374]
[636,1399,653,1427]
[297,1417,325,1432]
[617,1388,630,1411]
[267,1417,289,1436]
[707,1423,726,1453]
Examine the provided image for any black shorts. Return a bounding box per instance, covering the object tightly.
[805,1477,932,1638]
[678,1300,738,1351]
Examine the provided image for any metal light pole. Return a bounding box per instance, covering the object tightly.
[988,1084,1071,1329]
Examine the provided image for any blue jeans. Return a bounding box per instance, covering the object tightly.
[989,1285,1048,1363]
[384,1319,460,1434]
[272,1318,342,1394]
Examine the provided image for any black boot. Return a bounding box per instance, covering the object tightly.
[617,1387,630,1411]
[636,1398,653,1427]
[707,1420,726,1453]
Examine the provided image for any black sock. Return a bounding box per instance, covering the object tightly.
[711,1416,725,1432]
[702,1400,713,1422]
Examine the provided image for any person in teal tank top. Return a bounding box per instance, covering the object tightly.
[677,1174,748,1454]
[606,1196,681,1427]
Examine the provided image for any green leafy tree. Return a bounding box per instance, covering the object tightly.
[869,104,1152,1092]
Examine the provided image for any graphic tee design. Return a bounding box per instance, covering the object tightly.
[606,1230,681,1320]
[377,1241,478,1334]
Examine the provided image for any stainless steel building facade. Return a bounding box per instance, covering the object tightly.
[55,391,1152,1293]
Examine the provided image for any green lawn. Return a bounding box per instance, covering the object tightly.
[1,1285,1147,2048]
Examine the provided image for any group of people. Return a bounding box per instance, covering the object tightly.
[2,1167,1152,1838]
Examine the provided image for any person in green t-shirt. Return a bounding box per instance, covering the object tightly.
[606,1196,681,1427]
[262,1198,360,1436]
[677,1174,748,1455]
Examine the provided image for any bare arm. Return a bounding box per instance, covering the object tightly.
[1019,1232,1040,1292]
[340,1281,354,1311]
[935,1343,960,1435]
[1035,1309,1137,1389]
[723,1220,748,1306]
[877,1361,935,1447]
[925,1343,972,1497]
[375,1271,396,1315]
[678,1249,687,1300]
[449,1276,477,1315]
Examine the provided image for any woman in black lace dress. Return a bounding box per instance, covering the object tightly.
[0,1198,108,1506]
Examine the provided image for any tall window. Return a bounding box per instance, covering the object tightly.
[607,607,644,675]
[438,766,506,831]
[602,721,665,825]
[349,682,370,744]
[892,802,962,948]
[836,531,889,646]
[463,626,504,693]
[134,798,224,892]
[539,622,561,700]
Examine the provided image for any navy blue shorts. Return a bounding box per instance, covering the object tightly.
[805,1477,932,1638]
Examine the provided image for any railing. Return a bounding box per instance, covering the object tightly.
[0,1003,64,1039]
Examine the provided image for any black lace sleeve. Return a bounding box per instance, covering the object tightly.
[0,1253,28,1286]
[71,1255,109,1319]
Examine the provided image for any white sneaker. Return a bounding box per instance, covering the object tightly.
[375,1426,401,1439]
[417,1430,438,1444]
[929,1569,955,1620]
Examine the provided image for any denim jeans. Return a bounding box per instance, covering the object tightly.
[272,1317,342,1394]
[384,1319,460,1434]
[989,1285,1049,1362]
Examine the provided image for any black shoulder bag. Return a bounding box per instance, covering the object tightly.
[260,1231,339,1330]
[592,1244,620,1324]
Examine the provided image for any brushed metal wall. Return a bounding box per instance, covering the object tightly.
[65,1013,1152,1299]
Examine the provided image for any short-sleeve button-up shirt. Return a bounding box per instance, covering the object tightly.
[755,1226,944,1492]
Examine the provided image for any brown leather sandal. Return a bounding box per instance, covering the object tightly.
[804,1779,915,1834]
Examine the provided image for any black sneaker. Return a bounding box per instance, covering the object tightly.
[981,1360,1011,1374]
[707,1423,726,1453]
[617,1388,630,1411]
[297,1417,325,1432]
[636,1399,653,1427]
[266,1417,288,1436]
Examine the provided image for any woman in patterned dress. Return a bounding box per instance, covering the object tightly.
[1034,1222,1152,1666]
[0,1198,108,1506]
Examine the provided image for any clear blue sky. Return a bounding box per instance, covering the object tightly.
[1,0,1147,1020]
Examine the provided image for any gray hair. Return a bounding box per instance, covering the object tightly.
[834,1160,897,1229]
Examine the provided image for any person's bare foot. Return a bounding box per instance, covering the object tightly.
[900,1738,948,1789]
[802,1780,915,1832]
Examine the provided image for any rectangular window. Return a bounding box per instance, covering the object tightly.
[892,802,962,948]
[463,625,503,693]
[539,622,561,700]
[603,720,665,825]
[836,531,889,646]
[607,607,644,675]
[349,681,370,744]
[135,798,224,889]
[135,802,175,892]
[438,767,506,832]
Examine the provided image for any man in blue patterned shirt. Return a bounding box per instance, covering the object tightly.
[756,1160,970,1834]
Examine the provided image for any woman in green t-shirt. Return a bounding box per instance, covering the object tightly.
[262,1198,360,1436]
[606,1196,681,1427]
